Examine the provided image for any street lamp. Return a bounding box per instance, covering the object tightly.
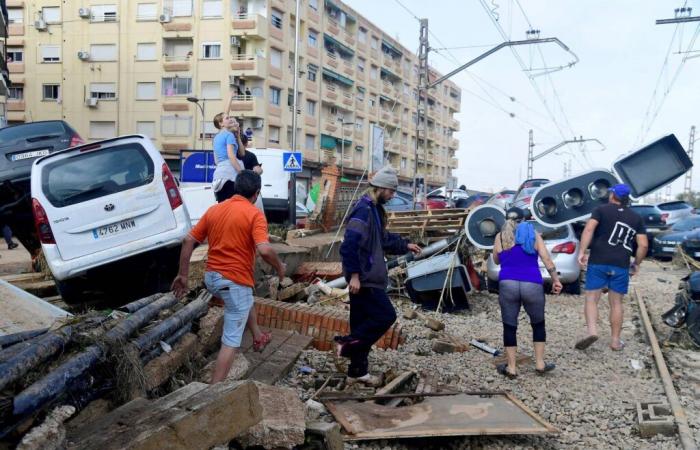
[187,96,206,151]
[338,119,353,177]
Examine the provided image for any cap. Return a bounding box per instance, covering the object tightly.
[610,183,631,198]
[506,206,525,221]
[369,166,399,190]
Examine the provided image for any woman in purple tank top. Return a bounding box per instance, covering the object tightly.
[492,207,563,378]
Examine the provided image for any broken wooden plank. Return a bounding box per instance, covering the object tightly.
[142,333,198,391]
[374,371,416,407]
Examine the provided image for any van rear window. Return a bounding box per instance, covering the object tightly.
[42,143,155,207]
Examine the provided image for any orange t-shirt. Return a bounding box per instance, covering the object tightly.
[190,195,269,287]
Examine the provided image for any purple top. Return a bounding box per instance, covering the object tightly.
[499,245,543,284]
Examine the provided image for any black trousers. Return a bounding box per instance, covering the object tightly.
[214,180,236,203]
[343,287,397,377]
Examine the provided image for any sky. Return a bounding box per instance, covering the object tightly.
[343,0,700,196]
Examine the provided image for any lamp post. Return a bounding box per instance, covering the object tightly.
[338,119,353,177]
[187,96,206,151]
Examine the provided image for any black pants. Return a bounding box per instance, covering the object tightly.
[498,280,547,347]
[341,287,397,377]
[214,180,236,203]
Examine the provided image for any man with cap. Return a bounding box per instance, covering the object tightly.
[576,183,648,351]
[337,166,422,386]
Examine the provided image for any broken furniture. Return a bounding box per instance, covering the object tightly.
[405,252,472,311]
[386,208,469,243]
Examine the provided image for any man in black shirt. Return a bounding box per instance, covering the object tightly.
[575,184,648,351]
[238,135,262,175]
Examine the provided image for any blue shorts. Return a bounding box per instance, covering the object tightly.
[204,271,254,348]
[585,264,630,295]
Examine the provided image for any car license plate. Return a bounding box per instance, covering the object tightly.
[11,149,49,161]
[662,247,676,252]
[92,219,136,239]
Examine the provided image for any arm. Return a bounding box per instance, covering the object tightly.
[226,142,242,172]
[535,233,562,293]
[492,232,502,265]
[171,234,199,299]
[253,164,263,175]
[225,89,234,117]
[631,234,648,275]
[577,218,599,267]
[340,208,370,294]
[257,243,286,279]
[382,230,409,255]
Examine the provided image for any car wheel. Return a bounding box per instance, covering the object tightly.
[55,278,87,305]
[563,281,581,295]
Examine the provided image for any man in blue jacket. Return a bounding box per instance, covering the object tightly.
[337,166,422,386]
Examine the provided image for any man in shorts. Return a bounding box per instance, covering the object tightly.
[576,183,648,351]
[171,170,286,383]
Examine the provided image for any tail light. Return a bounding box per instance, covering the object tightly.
[32,198,55,244]
[552,241,577,254]
[69,133,85,147]
[661,213,669,223]
[162,163,183,209]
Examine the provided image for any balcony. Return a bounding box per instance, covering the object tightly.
[449,118,460,131]
[163,56,191,72]
[305,115,317,127]
[341,91,353,107]
[323,83,338,101]
[6,100,25,111]
[327,18,340,37]
[308,7,320,24]
[323,118,338,134]
[342,59,353,77]
[162,98,190,112]
[342,28,355,46]
[448,138,459,149]
[450,157,458,169]
[8,62,24,74]
[325,51,339,69]
[230,54,266,79]
[228,95,265,118]
[231,13,268,39]
[162,22,192,33]
[381,80,395,97]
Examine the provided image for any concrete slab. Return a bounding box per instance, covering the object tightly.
[0,279,71,335]
[0,243,32,275]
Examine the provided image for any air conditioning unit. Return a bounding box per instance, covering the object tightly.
[34,19,47,31]
[230,36,241,47]
[159,13,171,23]
[252,119,264,129]
[78,7,91,18]
[77,51,90,61]
[85,97,98,107]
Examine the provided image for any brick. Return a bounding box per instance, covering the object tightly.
[637,401,676,438]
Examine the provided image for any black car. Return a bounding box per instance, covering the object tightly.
[630,204,668,256]
[0,121,84,255]
[653,216,700,259]
[681,229,700,260]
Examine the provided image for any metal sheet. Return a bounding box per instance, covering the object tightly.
[325,392,558,440]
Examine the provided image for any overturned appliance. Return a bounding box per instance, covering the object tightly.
[405,252,472,311]
[663,271,700,347]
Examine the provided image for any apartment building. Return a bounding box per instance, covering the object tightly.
[0,1,12,126]
[3,0,461,188]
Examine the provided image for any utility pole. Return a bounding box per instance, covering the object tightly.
[527,130,534,179]
[289,0,301,225]
[412,19,429,209]
[685,125,696,201]
[656,6,700,24]
[528,136,604,179]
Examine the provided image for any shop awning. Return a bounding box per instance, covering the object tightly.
[381,39,403,57]
[321,134,337,149]
[380,67,400,80]
[324,33,354,56]
[322,68,354,87]
[379,94,394,103]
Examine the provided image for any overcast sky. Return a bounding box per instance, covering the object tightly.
[344,0,700,196]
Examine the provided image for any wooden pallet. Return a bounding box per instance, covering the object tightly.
[387,208,468,241]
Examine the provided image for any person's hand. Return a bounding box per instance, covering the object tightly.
[551,280,563,295]
[349,273,361,294]
[407,243,422,255]
[171,274,188,299]
[630,262,639,276]
[577,252,588,268]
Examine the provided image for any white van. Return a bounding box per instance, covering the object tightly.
[31,135,191,303]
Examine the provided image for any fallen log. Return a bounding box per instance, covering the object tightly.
[0,327,73,391]
[0,329,49,349]
[117,293,166,314]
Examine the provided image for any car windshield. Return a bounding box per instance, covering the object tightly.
[530,221,569,240]
[632,206,659,215]
[658,202,690,211]
[42,143,155,207]
[0,122,67,145]
[672,217,700,231]
[515,187,537,202]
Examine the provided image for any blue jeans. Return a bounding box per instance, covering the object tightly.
[204,271,253,348]
[585,264,630,295]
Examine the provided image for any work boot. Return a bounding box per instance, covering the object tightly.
[347,373,382,387]
[8,242,18,250]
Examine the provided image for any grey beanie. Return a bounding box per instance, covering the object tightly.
[369,166,399,190]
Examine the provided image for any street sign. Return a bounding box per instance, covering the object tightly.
[283,152,303,172]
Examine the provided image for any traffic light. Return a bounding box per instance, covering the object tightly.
[465,204,506,249]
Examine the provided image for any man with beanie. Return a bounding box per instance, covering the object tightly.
[337,166,422,386]
[576,183,648,351]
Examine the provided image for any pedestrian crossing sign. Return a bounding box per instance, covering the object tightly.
[283,152,303,172]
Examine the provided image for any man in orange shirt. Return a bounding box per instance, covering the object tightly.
[171,170,286,383]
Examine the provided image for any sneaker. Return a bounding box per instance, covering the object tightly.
[7,242,18,250]
[347,373,382,387]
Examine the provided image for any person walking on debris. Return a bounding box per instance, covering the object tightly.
[336,166,422,386]
[492,207,562,378]
[575,184,647,352]
[211,112,243,202]
[171,171,286,383]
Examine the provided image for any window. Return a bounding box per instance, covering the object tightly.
[269,126,280,144]
[305,134,315,150]
[271,9,282,29]
[370,36,379,49]
[162,77,192,96]
[91,4,117,22]
[357,57,365,73]
[201,81,220,99]
[136,43,157,60]
[201,42,221,59]
[356,88,365,101]
[136,82,156,100]
[308,30,318,47]
[6,48,23,63]
[202,0,223,17]
[309,0,318,11]
[306,100,316,116]
[40,46,61,63]
[370,66,378,79]
[161,115,192,136]
[90,83,116,100]
[8,9,23,23]
[307,64,318,81]
[136,3,157,20]
[42,84,60,101]
[42,6,61,23]
[270,48,282,68]
[136,121,156,139]
[269,87,281,106]
[201,121,218,139]
[89,44,117,61]
[165,0,193,16]
[8,87,23,100]
[358,28,367,44]
[355,118,363,130]
[89,121,116,139]
[401,157,407,169]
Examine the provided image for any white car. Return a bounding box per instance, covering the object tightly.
[656,200,694,226]
[31,135,191,303]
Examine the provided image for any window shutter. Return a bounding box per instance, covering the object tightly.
[136,43,156,60]
[202,0,222,17]
[41,46,61,60]
[136,82,156,99]
[201,81,220,99]
[136,3,157,19]
[136,121,156,138]
[90,44,117,61]
[89,121,116,139]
